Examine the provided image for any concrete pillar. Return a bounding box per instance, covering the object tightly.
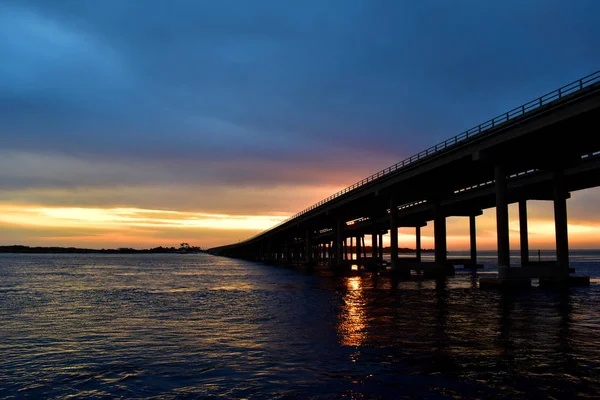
[371,227,378,261]
[336,218,344,265]
[416,226,422,263]
[305,230,312,264]
[553,169,569,271]
[284,241,289,262]
[434,201,447,266]
[345,238,349,260]
[469,215,477,265]
[495,165,510,268]
[519,200,529,266]
[350,237,354,260]
[390,196,399,270]
[378,233,383,260]
[362,236,366,258]
[356,235,362,261]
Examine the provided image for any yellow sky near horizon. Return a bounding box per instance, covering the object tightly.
[2,186,600,250]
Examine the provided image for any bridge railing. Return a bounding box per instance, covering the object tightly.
[238,69,600,245]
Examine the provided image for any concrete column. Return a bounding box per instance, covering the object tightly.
[519,200,529,266]
[553,169,569,271]
[371,228,378,261]
[356,236,362,261]
[350,237,354,260]
[469,215,477,265]
[390,196,399,270]
[284,241,289,262]
[336,218,344,265]
[362,236,366,258]
[416,226,422,263]
[434,201,447,266]
[378,233,384,260]
[305,230,312,263]
[345,238,349,260]
[495,165,510,268]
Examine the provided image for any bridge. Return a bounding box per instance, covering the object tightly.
[208,70,600,287]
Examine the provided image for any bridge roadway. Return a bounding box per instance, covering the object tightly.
[209,70,600,287]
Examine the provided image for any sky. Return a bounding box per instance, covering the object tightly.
[1,0,600,250]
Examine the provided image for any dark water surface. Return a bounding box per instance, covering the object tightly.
[1,252,599,399]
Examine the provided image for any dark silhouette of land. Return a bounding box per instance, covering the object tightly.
[0,243,206,254]
[0,244,429,254]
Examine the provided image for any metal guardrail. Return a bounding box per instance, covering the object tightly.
[234,69,600,246]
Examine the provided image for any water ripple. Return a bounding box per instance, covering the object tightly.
[0,252,599,399]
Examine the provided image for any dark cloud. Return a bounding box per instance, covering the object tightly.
[1,0,600,195]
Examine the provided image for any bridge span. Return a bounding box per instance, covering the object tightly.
[209,70,600,287]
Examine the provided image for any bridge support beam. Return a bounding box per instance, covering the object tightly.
[519,200,529,266]
[390,196,399,270]
[553,170,569,271]
[495,165,511,272]
[378,233,383,261]
[470,215,477,265]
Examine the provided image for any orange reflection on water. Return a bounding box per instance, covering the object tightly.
[338,276,367,347]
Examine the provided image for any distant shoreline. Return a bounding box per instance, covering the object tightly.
[2,245,597,255]
[0,245,207,254]
[0,245,432,254]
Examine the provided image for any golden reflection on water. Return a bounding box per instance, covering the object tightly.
[338,276,367,347]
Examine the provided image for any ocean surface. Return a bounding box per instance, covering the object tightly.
[1,251,599,399]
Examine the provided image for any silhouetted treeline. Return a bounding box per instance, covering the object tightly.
[0,245,207,254]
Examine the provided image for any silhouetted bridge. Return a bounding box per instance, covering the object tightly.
[209,70,600,287]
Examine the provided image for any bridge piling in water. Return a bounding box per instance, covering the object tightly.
[495,164,511,275]
[371,217,378,265]
[389,196,399,271]
[416,225,422,263]
[305,230,312,264]
[519,200,529,266]
[336,218,343,266]
[553,169,569,271]
[469,215,477,266]
[433,200,447,267]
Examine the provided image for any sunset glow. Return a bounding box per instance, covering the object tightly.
[0,204,286,231]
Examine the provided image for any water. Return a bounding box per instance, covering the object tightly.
[0,252,599,399]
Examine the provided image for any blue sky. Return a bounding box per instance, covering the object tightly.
[1,0,600,248]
